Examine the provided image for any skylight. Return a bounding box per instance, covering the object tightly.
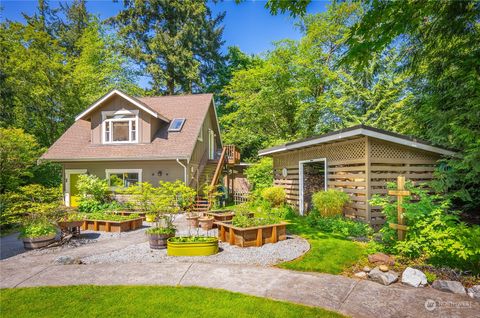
[168,118,186,132]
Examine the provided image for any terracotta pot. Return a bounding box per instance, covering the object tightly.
[146,232,175,249]
[186,215,200,227]
[22,233,57,250]
[198,217,214,231]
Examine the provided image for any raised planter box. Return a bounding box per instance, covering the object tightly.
[215,222,287,247]
[205,211,235,226]
[115,211,146,218]
[81,218,143,232]
[167,237,219,256]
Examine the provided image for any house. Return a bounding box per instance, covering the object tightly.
[258,125,456,225]
[41,89,239,207]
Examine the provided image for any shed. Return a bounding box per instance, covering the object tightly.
[258,125,456,225]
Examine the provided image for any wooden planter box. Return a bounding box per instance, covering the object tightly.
[115,211,146,218]
[215,222,287,247]
[81,218,143,232]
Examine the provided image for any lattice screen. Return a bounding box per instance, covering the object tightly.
[371,140,438,161]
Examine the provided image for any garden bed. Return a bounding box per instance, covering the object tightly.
[114,211,146,218]
[81,218,143,232]
[216,222,287,247]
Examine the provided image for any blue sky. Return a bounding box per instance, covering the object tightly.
[1,0,329,55]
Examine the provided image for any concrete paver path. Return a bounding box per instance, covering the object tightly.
[1,230,478,318]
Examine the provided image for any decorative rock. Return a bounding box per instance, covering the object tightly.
[432,280,466,294]
[368,253,395,266]
[368,267,399,286]
[362,266,371,273]
[53,256,82,265]
[354,271,367,279]
[401,267,427,287]
[379,265,389,272]
[467,285,480,299]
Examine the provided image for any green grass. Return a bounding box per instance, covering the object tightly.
[279,215,366,274]
[0,285,346,318]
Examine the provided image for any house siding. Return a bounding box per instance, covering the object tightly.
[90,95,158,144]
[63,160,186,191]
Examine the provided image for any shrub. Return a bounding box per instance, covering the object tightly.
[76,175,111,204]
[1,184,63,228]
[370,182,480,272]
[78,199,120,213]
[19,221,57,239]
[261,187,286,207]
[232,202,289,228]
[306,212,373,238]
[245,157,273,192]
[312,189,350,217]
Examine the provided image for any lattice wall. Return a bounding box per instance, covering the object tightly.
[273,137,368,221]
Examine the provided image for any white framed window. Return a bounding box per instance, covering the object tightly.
[102,109,139,144]
[168,118,186,132]
[106,169,142,188]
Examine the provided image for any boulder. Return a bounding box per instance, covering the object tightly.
[368,253,395,266]
[432,280,466,294]
[354,272,367,279]
[467,285,480,299]
[401,267,427,287]
[368,267,399,286]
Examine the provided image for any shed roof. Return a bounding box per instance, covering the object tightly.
[258,125,456,157]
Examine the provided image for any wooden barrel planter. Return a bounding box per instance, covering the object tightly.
[147,233,174,249]
[215,222,287,247]
[167,237,219,256]
[22,233,57,250]
[81,218,143,232]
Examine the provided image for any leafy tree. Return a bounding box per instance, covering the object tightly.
[222,2,412,159]
[346,0,480,211]
[111,0,225,95]
[0,128,43,193]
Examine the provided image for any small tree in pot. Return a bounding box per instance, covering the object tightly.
[3,184,63,249]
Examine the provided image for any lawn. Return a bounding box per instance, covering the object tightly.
[0,285,346,318]
[279,215,367,274]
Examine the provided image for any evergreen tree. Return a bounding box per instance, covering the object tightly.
[111,0,225,95]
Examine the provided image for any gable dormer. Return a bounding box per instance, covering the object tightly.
[75,90,170,145]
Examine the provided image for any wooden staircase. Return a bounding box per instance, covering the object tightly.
[193,145,240,213]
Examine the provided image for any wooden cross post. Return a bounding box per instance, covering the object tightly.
[387,176,410,240]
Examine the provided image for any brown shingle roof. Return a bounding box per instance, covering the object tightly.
[41,93,214,161]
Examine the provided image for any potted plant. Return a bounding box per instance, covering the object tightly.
[57,209,85,236]
[186,213,200,227]
[20,221,58,249]
[144,181,184,249]
[167,236,219,256]
[198,184,219,230]
[145,213,156,223]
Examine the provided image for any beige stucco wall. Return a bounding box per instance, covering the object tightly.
[63,160,188,192]
[89,95,159,144]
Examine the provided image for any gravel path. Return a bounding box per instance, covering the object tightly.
[1,214,310,266]
[82,214,310,266]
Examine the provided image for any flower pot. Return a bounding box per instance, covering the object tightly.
[198,217,214,231]
[145,214,156,222]
[146,232,174,249]
[186,215,200,227]
[167,237,218,256]
[22,233,57,250]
